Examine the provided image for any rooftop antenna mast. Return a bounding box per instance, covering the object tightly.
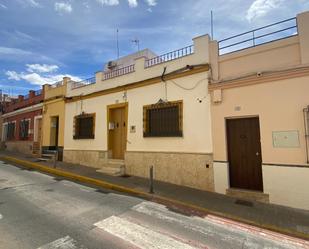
[131,38,140,52]
[117,29,120,59]
[211,10,214,40]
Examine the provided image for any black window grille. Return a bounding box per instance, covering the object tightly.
[143,101,183,137]
[73,113,95,139]
[19,119,30,140]
[7,122,15,140]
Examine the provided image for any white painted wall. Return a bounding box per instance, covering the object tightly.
[263,165,309,210]
[213,162,309,210]
[213,162,229,194]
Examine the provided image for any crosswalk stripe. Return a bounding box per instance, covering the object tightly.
[37,235,87,249]
[94,216,198,249]
[132,202,307,249]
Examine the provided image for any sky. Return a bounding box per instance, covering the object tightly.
[0,0,308,95]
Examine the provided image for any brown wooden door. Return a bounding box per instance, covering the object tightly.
[109,107,126,159]
[226,117,263,191]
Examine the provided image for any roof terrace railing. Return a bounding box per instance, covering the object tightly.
[218,17,298,55]
[50,80,63,88]
[71,77,96,89]
[104,64,135,80]
[145,45,194,68]
[35,89,42,96]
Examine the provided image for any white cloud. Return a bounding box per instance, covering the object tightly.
[24,0,40,7]
[26,64,59,73]
[128,0,138,7]
[96,0,119,6]
[55,2,73,14]
[0,47,32,56]
[246,0,284,21]
[145,0,156,6]
[6,71,21,81]
[6,70,81,86]
[0,46,56,63]
[0,3,8,9]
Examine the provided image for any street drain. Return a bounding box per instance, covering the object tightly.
[45,189,54,192]
[235,199,254,207]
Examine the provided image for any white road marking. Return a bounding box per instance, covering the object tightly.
[37,236,87,249]
[132,202,308,249]
[61,180,94,192]
[94,216,197,249]
[0,214,2,219]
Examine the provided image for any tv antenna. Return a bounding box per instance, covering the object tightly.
[116,29,120,59]
[131,38,140,52]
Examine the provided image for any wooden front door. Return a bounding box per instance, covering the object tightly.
[50,116,59,149]
[226,117,263,191]
[108,106,127,159]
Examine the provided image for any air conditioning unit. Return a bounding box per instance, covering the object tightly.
[107,61,117,69]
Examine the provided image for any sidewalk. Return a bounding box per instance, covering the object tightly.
[0,150,308,240]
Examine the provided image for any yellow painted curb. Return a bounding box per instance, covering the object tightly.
[0,155,308,241]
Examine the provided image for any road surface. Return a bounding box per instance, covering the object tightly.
[0,160,307,249]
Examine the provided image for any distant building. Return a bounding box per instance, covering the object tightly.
[1,89,44,155]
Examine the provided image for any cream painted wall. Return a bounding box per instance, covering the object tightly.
[263,165,309,209]
[64,71,212,153]
[42,99,65,147]
[218,37,301,80]
[211,76,309,165]
[297,11,309,64]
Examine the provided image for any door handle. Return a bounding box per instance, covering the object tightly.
[256,152,259,156]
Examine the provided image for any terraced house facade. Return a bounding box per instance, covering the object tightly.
[209,11,309,209]
[63,34,213,191]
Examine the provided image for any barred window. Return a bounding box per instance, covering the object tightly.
[143,101,183,137]
[7,122,16,140]
[19,119,30,140]
[73,113,95,139]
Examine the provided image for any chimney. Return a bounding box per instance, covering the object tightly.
[29,90,35,98]
[63,76,71,86]
[18,95,24,102]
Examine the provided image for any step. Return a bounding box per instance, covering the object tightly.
[226,188,269,203]
[36,158,49,162]
[107,159,125,165]
[41,153,56,158]
[97,165,125,176]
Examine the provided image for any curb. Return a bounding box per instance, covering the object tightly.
[0,155,308,241]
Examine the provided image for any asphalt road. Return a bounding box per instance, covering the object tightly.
[0,161,307,249]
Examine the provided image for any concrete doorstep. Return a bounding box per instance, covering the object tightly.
[0,153,308,241]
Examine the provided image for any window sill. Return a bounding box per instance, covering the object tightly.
[143,132,183,138]
[73,135,95,140]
